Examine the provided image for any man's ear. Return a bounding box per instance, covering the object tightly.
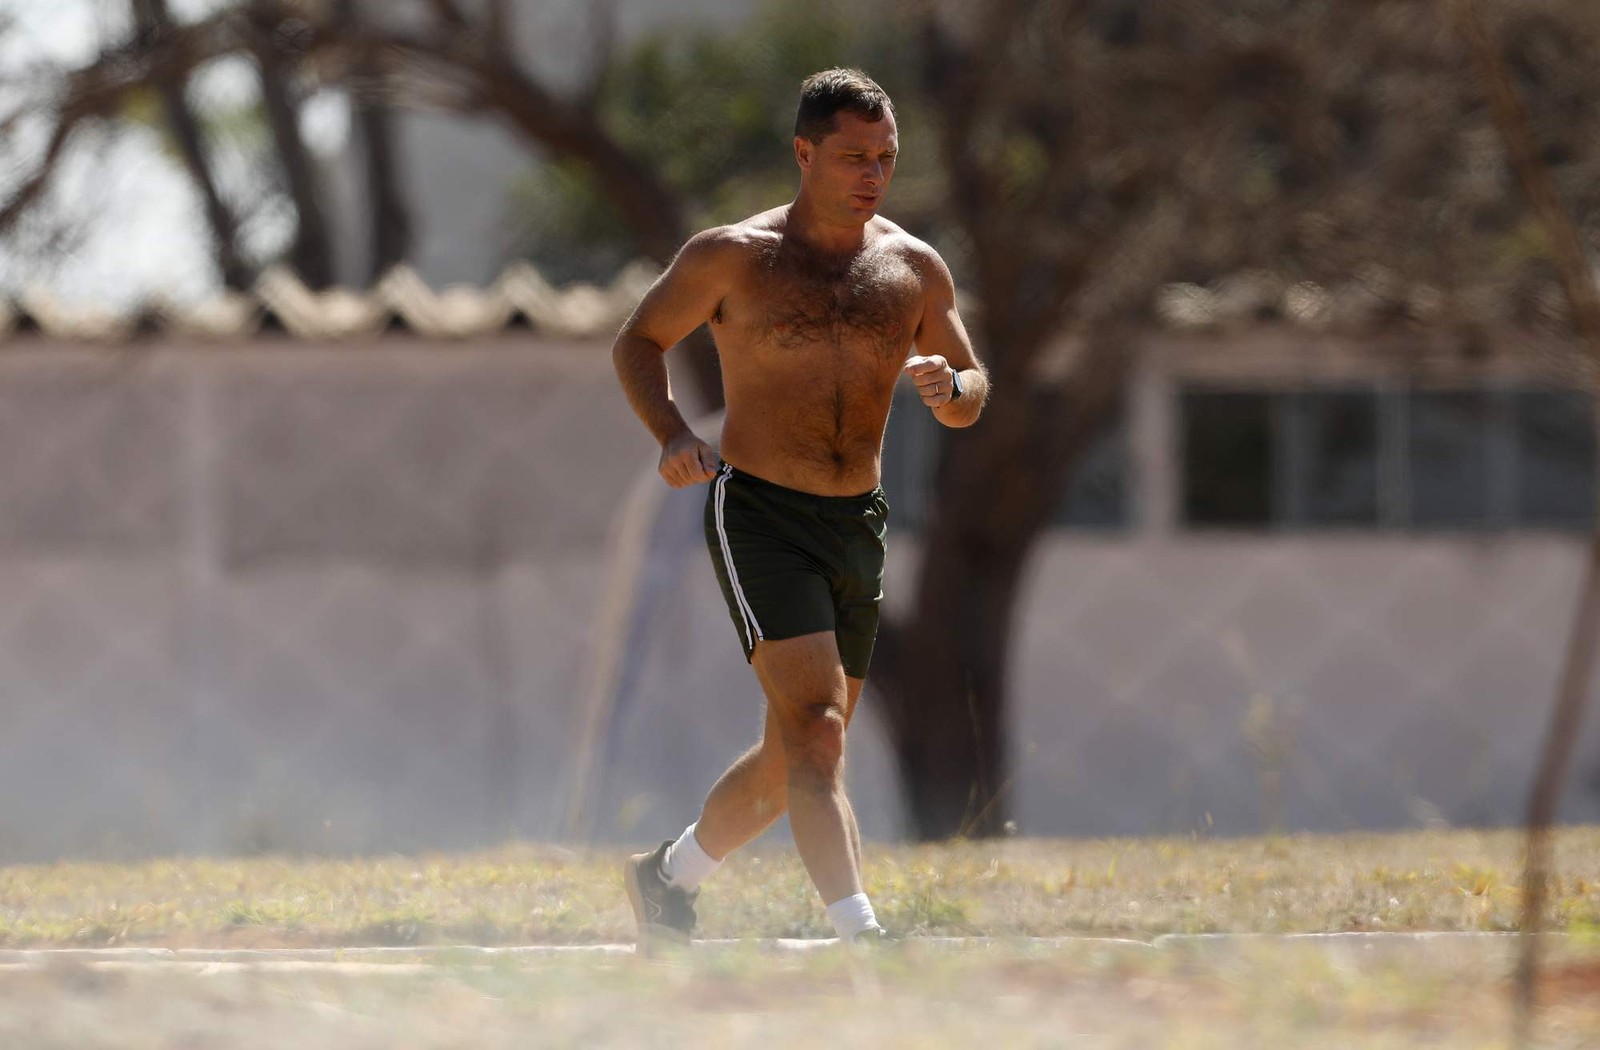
[794,135,812,172]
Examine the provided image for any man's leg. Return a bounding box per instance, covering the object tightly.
[748,631,863,907]
[690,673,865,862]
[638,640,875,941]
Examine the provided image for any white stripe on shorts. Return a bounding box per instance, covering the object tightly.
[714,466,764,650]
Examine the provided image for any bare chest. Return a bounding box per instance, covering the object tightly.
[735,247,922,366]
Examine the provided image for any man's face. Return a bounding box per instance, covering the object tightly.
[795,110,899,223]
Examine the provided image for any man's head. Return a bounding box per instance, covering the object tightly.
[794,68,895,144]
[793,68,898,224]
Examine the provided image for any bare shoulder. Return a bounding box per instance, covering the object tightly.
[674,222,752,267]
[873,221,956,293]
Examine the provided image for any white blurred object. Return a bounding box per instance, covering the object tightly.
[150,290,264,340]
[18,286,136,341]
[254,266,391,340]
[378,266,516,340]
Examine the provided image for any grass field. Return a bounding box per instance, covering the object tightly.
[1,828,1598,1047]
[1,827,1597,947]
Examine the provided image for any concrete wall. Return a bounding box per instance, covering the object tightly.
[0,337,1593,861]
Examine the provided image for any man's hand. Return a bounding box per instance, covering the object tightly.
[660,430,720,488]
[905,355,957,409]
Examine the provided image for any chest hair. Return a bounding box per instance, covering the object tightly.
[755,240,919,360]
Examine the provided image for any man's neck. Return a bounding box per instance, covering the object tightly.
[786,194,867,255]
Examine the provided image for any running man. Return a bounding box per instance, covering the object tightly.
[613,68,988,947]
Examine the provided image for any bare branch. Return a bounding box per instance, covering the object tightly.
[131,0,251,289]
[0,9,239,237]
[333,0,411,281]
[333,25,687,264]
[0,116,79,234]
[243,0,334,287]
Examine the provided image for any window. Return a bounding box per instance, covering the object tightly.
[1054,412,1129,528]
[1514,389,1596,527]
[1179,382,1596,532]
[1182,391,1273,526]
[1290,390,1381,526]
[1405,390,1496,528]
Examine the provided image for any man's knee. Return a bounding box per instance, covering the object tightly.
[779,700,846,782]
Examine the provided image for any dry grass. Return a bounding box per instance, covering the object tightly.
[0,827,1597,948]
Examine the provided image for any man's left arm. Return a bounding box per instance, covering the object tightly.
[904,244,989,428]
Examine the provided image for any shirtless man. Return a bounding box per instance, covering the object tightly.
[614,68,988,947]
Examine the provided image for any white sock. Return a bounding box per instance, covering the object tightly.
[660,822,721,891]
[825,892,880,940]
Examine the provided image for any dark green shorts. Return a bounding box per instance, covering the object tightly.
[704,463,889,680]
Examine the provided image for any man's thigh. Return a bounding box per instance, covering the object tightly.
[750,631,848,713]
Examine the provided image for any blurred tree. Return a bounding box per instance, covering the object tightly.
[506,1,940,283]
[130,0,252,290]
[331,0,409,284]
[872,0,1600,837]
[242,0,334,288]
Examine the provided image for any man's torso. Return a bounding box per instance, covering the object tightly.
[709,209,926,497]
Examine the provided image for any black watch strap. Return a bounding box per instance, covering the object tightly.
[949,369,965,401]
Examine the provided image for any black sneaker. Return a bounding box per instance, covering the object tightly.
[623,840,698,949]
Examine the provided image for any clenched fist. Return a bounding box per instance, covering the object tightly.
[905,355,957,408]
[659,430,720,488]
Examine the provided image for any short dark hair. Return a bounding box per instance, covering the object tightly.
[794,68,895,143]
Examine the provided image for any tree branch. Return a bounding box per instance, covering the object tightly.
[131,0,251,289]
[334,0,410,282]
[0,115,79,234]
[0,11,236,236]
[244,0,334,288]
[349,27,688,264]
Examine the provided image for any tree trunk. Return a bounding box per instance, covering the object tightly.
[877,514,1026,838]
[247,2,334,288]
[355,99,409,281]
[132,0,251,290]
[332,0,410,283]
[875,331,1130,839]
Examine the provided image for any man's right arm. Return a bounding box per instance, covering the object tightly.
[612,228,737,488]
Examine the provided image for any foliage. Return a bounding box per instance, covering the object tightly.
[508,0,938,282]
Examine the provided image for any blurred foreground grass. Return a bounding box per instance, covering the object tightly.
[2,941,1598,1049]
[1,827,1598,948]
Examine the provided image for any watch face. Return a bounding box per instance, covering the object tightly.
[951,371,964,399]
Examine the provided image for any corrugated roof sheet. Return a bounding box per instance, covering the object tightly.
[0,261,663,343]
[0,259,1575,343]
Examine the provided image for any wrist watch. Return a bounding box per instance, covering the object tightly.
[948,368,965,401]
